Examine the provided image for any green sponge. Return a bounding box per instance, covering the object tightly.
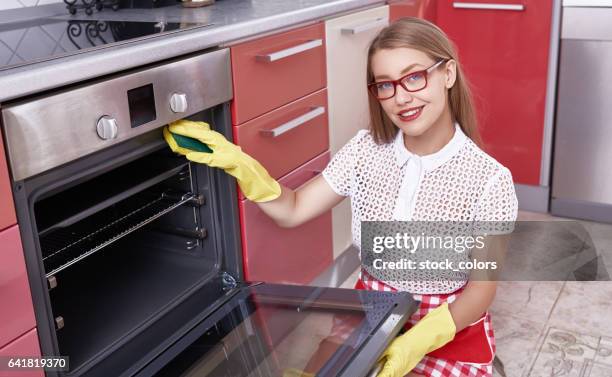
[171,133,213,153]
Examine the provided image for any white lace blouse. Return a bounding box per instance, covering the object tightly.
[322,124,519,294]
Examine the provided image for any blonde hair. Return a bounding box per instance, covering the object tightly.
[366,17,481,146]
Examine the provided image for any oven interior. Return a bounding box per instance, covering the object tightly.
[17,107,242,375]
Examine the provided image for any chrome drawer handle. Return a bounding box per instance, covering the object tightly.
[260,107,325,138]
[341,18,389,35]
[256,39,323,62]
[452,2,525,11]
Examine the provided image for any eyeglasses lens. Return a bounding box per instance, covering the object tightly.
[373,72,427,100]
[401,72,426,92]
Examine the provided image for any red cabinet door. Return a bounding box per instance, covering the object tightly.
[437,0,552,185]
[233,89,329,191]
[230,23,327,125]
[0,329,44,377]
[239,152,333,285]
[389,0,437,23]
[0,226,36,348]
[0,133,16,231]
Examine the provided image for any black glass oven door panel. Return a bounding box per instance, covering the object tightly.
[140,283,417,377]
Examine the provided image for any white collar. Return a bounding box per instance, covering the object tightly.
[393,122,467,172]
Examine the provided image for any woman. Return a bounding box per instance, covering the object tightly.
[164,17,518,377]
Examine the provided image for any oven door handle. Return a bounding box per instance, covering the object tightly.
[259,106,325,138]
[256,39,323,62]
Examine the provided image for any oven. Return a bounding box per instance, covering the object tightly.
[1,48,416,377]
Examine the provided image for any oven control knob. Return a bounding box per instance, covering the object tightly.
[96,116,118,140]
[170,93,188,113]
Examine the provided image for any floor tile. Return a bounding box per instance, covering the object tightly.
[594,336,612,367]
[583,360,612,376]
[604,255,612,277]
[547,282,612,338]
[489,309,547,377]
[491,281,564,323]
[577,220,612,277]
[527,327,600,377]
[504,220,603,281]
[517,211,560,221]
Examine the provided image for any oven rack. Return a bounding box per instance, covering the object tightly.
[41,191,195,278]
[37,161,189,237]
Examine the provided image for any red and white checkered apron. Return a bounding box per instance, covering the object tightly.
[331,269,495,377]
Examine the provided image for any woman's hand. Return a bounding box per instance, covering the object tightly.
[377,303,456,377]
[164,120,345,227]
[164,120,281,202]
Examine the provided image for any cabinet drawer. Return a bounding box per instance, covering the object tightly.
[0,133,16,231]
[0,226,36,348]
[230,23,326,124]
[0,328,43,377]
[233,89,328,198]
[239,152,333,285]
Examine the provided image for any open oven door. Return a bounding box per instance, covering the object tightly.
[135,280,417,377]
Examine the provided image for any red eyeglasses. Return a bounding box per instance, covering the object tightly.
[368,59,448,100]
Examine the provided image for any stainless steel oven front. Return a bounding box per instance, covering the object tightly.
[1,48,417,377]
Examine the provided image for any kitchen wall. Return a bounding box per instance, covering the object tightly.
[0,0,63,11]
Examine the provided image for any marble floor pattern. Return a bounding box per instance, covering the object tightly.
[337,211,612,377]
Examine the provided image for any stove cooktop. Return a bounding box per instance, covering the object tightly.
[0,18,212,71]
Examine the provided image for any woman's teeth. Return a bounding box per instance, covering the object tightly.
[401,108,420,116]
[400,106,423,117]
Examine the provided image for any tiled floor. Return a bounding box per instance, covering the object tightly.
[492,281,612,377]
[337,211,612,377]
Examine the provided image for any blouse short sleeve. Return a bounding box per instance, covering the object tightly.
[322,130,367,197]
[474,167,518,234]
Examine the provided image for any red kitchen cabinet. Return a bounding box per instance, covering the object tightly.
[230,23,327,125]
[437,0,553,185]
[0,132,16,231]
[230,21,333,284]
[0,226,37,348]
[0,328,43,377]
[239,152,333,285]
[389,0,437,22]
[233,89,329,187]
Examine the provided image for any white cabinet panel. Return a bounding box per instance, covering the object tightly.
[325,5,389,258]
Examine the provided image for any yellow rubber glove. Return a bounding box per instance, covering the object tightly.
[377,303,456,377]
[163,120,281,202]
